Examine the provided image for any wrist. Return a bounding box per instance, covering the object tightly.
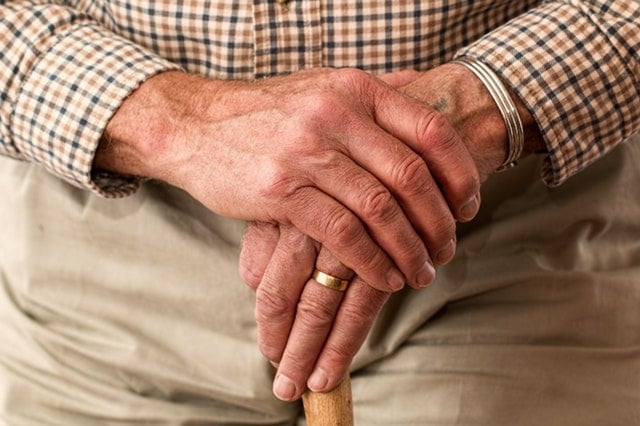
[441,62,510,177]
[400,63,545,181]
[94,71,224,187]
[452,57,524,172]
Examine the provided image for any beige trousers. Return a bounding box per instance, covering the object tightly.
[1,138,639,425]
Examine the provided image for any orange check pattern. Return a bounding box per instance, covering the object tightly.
[1,0,638,195]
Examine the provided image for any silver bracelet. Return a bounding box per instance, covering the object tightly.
[452,56,524,172]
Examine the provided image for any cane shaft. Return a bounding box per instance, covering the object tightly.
[302,374,353,426]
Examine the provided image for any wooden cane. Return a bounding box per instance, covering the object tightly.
[302,373,354,426]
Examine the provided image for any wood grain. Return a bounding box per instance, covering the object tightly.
[302,374,354,426]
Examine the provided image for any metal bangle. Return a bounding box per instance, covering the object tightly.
[452,56,524,172]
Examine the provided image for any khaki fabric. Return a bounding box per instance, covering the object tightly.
[1,137,639,425]
[349,136,640,425]
[0,164,294,424]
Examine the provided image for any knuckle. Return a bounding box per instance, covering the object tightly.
[259,164,296,201]
[465,168,481,196]
[296,297,336,331]
[335,67,369,86]
[312,290,391,367]
[320,209,391,281]
[280,226,314,256]
[259,165,312,209]
[392,155,430,195]
[416,112,458,151]
[412,178,456,246]
[335,68,379,108]
[255,286,293,325]
[360,187,398,223]
[323,208,361,247]
[301,91,348,123]
[309,149,346,172]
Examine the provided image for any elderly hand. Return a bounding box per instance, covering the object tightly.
[240,63,544,401]
[96,68,480,293]
[241,222,391,401]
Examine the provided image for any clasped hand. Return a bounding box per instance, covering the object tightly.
[234,69,482,401]
[99,63,509,403]
[101,65,482,402]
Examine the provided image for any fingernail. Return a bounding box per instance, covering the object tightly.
[386,268,405,292]
[415,260,436,288]
[273,373,297,401]
[460,194,480,222]
[308,368,328,392]
[435,239,456,265]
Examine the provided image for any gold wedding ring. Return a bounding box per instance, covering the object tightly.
[312,269,350,292]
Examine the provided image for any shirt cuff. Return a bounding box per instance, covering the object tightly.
[12,23,182,197]
[455,1,640,187]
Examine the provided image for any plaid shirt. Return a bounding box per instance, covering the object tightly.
[1,0,638,196]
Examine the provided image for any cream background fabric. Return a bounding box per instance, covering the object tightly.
[1,137,639,424]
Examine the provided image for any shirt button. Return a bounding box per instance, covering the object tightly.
[278,0,290,11]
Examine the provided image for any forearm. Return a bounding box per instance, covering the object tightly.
[96,66,485,293]
[94,71,213,185]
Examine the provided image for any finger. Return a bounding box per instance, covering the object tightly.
[311,71,460,270]
[313,110,455,272]
[343,84,477,266]
[305,151,435,289]
[239,221,280,290]
[272,248,352,401]
[307,277,389,393]
[408,112,481,223]
[286,187,406,292]
[255,226,318,363]
[343,129,457,268]
[368,81,481,222]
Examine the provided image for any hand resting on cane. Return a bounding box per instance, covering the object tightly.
[96,67,479,293]
[240,63,546,401]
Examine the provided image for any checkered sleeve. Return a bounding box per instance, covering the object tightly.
[0,1,181,196]
[457,0,640,186]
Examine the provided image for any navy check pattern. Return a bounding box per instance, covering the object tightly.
[1,0,638,195]
[458,0,640,185]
